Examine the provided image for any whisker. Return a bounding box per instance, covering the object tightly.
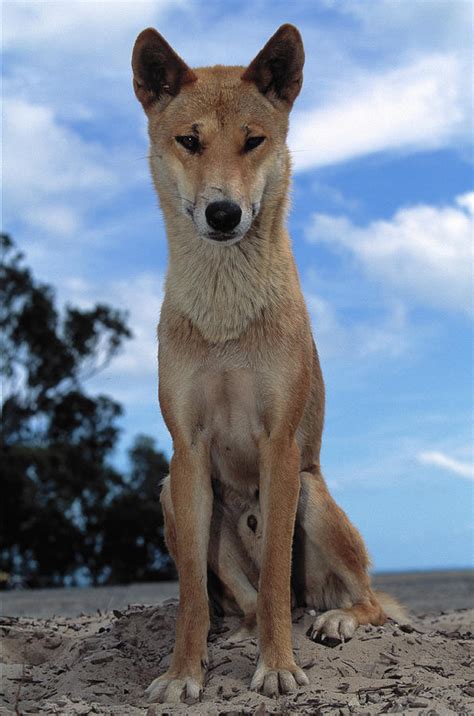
[169,192,194,205]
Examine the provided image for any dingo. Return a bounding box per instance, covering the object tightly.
[132,24,403,704]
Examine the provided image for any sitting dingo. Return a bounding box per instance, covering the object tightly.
[131,24,403,704]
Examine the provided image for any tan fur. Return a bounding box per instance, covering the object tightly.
[132,25,402,704]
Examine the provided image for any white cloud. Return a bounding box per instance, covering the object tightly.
[289,53,469,171]
[418,451,474,481]
[59,271,170,455]
[309,180,360,212]
[306,192,474,314]
[457,192,474,214]
[103,275,163,384]
[334,0,473,55]
[2,97,117,236]
[2,1,181,53]
[62,272,164,399]
[306,294,409,360]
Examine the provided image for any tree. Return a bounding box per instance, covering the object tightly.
[100,435,174,584]
[1,234,170,587]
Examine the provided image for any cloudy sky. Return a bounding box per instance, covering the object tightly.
[3,0,473,572]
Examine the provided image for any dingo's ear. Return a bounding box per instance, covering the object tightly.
[242,24,304,107]
[132,28,197,111]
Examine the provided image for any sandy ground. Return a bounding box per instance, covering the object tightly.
[1,572,473,715]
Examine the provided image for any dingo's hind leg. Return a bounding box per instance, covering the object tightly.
[296,469,387,645]
[208,499,259,641]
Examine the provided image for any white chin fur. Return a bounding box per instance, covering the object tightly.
[201,233,246,246]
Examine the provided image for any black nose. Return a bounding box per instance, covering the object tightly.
[205,201,242,233]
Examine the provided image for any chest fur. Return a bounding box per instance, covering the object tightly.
[200,369,262,492]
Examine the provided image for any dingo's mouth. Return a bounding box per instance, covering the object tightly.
[204,230,242,245]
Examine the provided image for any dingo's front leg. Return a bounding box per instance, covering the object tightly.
[251,433,309,697]
[146,438,212,704]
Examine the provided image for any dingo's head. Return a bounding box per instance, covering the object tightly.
[132,25,304,246]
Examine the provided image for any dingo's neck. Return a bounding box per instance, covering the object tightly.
[160,182,298,343]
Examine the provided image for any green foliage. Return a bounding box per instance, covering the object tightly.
[0,234,172,587]
[100,436,171,584]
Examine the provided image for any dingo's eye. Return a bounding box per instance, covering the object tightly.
[175,135,200,153]
[244,136,265,152]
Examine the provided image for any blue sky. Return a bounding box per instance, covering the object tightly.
[3,0,473,572]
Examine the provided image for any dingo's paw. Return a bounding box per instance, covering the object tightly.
[307,609,357,645]
[251,659,308,697]
[145,673,203,704]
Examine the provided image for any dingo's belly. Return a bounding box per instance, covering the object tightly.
[201,369,262,493]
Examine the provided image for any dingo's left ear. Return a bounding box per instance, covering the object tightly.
[132,28,197,111]
[242,24,305,107]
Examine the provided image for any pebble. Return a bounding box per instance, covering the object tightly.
[53,697,68,707]
[44,636,63,649]
[89,651,115,665]
[366,692,381,703]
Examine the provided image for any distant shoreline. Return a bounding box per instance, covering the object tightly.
[2,569,472,618]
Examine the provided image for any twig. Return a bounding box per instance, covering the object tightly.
[14,653,27,716]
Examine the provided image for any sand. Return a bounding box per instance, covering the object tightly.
[1,574,473,715]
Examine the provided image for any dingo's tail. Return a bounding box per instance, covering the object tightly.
[376,590,410,624]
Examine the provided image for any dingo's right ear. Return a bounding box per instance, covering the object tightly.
[131,28,197,111]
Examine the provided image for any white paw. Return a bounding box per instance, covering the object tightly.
[145,675,202,704]
[251,659,309,697]
[307,609,357,645]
